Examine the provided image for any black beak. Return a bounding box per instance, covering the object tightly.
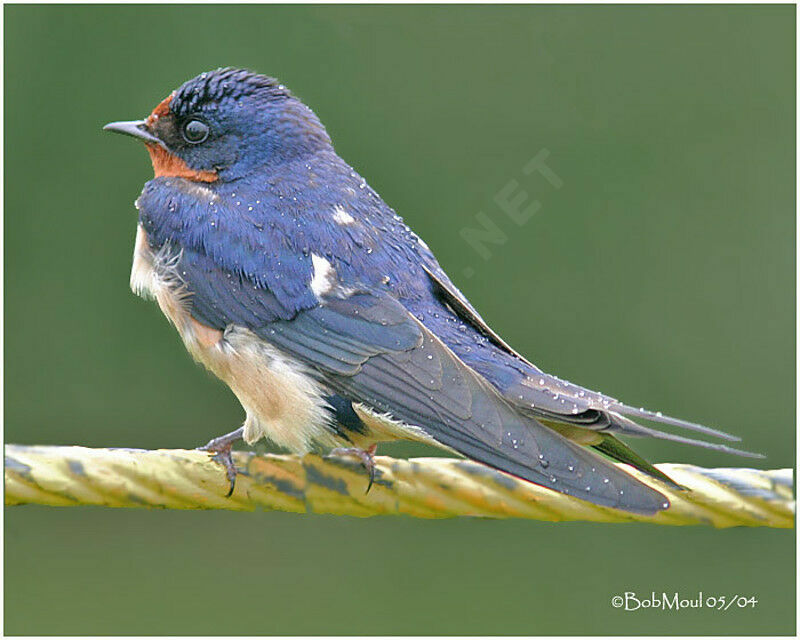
[103,119,164,147]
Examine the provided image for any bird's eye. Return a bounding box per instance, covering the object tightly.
[182,119,209,144]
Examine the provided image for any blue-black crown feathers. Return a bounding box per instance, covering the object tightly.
[171,67,294,116]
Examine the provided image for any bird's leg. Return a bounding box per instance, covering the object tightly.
[327,444,378,493]
[197,427,244,497]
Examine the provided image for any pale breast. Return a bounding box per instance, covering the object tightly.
[129,224,337,453]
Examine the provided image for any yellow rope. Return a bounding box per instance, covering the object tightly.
[4,444,793,527]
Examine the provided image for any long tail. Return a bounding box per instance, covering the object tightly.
[604,410,764,458]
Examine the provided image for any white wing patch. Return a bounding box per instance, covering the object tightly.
[332,205,356,225]
[310,253,335,298]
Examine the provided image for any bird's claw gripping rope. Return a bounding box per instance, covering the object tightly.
[327,444,378,493]
[197,427,244,497]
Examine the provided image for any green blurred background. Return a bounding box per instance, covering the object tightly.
[4,4,795,636]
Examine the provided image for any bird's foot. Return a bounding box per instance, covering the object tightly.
[197,427,244,497]
[327,444,378,493]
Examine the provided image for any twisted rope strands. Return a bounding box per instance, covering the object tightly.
[4,444,793,528]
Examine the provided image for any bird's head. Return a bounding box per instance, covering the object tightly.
[104,67,332,182]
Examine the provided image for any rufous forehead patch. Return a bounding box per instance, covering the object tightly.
[146,93,174,127]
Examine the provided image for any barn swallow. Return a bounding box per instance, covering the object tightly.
[104,67,760,514]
